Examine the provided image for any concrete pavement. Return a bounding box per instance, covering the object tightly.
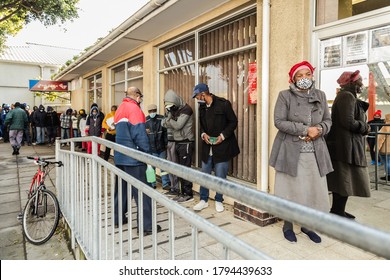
[1,141,390,260]
[0,142,74,260]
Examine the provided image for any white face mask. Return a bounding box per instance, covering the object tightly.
[295,78,313,90]
[149,113,156,118]
[197,99,206,104]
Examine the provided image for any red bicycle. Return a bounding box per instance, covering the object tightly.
[19,156,63,245]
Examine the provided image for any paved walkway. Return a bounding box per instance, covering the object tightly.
[0,142,74,260]
[1,142,390,260]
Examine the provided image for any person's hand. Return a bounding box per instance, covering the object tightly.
[307,126,322,141]
[214,135,223,145]
[202,133,211,144]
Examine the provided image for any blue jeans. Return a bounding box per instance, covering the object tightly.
[36,127,46,144]
[151,151,171,188]
[199,156,229,202]
[380,154,390,175]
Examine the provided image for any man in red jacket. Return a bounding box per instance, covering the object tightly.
[114,86,161,235]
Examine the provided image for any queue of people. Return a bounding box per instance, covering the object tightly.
[1,66,382,243]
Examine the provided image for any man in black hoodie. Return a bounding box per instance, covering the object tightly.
[33,105,47,145]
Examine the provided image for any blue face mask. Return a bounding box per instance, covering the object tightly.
[150,113,156,118]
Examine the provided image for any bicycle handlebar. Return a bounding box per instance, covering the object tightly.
[27,156,63,167]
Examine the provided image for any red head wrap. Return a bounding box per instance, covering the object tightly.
[288,61,315,83]
[336,70,361,86]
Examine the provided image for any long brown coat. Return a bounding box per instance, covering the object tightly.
[269,84,333,177]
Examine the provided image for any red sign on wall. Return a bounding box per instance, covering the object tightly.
[248,62,257,104]
[29,80,69,92]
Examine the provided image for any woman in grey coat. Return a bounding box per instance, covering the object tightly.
[326,70,370,219]
[269,61,333,243]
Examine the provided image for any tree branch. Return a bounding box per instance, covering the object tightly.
[0,0,23,11]
[0,6,22,23]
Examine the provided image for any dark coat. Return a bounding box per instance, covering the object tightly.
[86,112,103,137]
[198,95,240,163]
[145,114,168,153]
[326,87,369,166]
[46,111,60,127]
[269,84,333,177]
[4,107,28,130]
[33,105,47,127]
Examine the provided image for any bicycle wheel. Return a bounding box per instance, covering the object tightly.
[22,189,60,245]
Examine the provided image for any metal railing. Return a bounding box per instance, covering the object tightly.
[55,136,390,260]
[371,123,390,190]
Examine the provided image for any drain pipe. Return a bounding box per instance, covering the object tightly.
[261,0,271,192]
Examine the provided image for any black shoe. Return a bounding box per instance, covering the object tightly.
[141,225,162,236]
[114,218,128,228]
[301,227,321,243]
[344,211,356,219]
[283,229,297,243]
[165,189,180,196]
[380,176,390,181]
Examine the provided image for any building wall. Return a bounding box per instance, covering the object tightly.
[0,62,40,106]
[70,0,313,194]
[0,62,63,108]
[267,0,312,192]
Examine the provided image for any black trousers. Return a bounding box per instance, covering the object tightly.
[104,133,116,160]
[176,142,194,196]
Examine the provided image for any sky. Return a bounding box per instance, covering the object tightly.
[6,0,150,50]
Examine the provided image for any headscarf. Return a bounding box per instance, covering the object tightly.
[373,110,382,119]
[336,70,361,86]
[288,61,315,83]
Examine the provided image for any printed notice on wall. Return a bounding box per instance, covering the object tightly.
[321,37,342,68]
[369,25,390,63]
[247,62,257,104]
[343,31,368,65]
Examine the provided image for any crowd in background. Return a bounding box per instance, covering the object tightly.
[0,103,95,151]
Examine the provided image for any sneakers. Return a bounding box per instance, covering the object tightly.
[215,201,224,212]
[283,229,297,243]
[301,227,321,243]
[193,200,209,211]
[176,195,194,203]
[371,160,376,165]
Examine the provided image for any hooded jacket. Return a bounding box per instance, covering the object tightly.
[33,105,47,127]
[86,106,103,137]
[162,89,194,142]
[45,107,60,127]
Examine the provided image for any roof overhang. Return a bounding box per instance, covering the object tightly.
[55,0,230,81]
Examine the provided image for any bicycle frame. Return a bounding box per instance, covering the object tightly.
[28,166,45,197]
[21,157,63,245]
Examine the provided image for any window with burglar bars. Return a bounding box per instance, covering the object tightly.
[158,9,257,183]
